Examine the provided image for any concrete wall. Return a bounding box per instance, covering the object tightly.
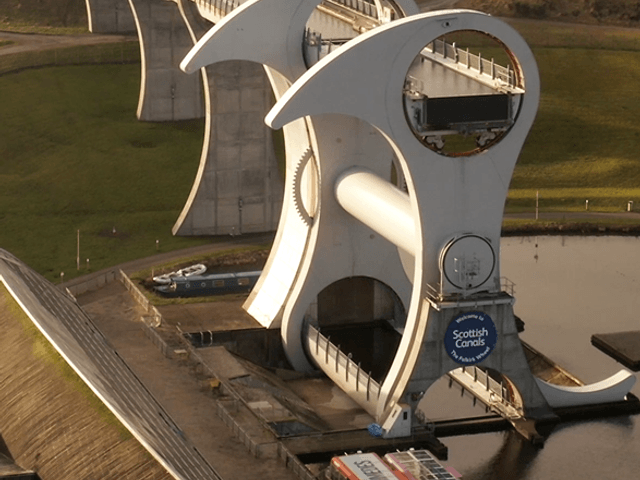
[91,0,282,234]
[173,60,283,235]
[172,0,283,235]
[85,0,136,33]
[129,0,204,121]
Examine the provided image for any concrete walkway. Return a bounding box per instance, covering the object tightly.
[78,279,299,480]
[505,211,640,221]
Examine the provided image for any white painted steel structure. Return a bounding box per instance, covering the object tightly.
[110,0,631,436]
[179,1,636,437]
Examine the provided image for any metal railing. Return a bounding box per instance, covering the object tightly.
[424,38,517,89]
[451,365,522,418]
[424,276,516,304]
[500,276,516,296]
[324,0,378,19]
[192,0,240,18]
[459,365,509,400]
[306,323,381,402]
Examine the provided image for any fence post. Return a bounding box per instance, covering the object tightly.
[325,336,330,363]
[346,353,350,381]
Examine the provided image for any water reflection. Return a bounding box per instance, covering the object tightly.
[438,237,640,479]
[467,431,540,480]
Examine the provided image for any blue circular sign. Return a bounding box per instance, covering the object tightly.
[444,311,497,365]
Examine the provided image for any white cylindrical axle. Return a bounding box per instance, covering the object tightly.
[334,167,416,256]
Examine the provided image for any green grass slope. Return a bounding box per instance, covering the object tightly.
[509,47,640,211]
[0,64,210,282]
[0,0,87,32]
[459,0,640,27]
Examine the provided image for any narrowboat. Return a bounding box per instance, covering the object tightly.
[153,270,262,298]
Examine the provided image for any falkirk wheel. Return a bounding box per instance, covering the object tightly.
[180,1,636,438]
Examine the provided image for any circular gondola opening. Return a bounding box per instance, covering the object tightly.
[403,30,524,156]
[308,277,406,383]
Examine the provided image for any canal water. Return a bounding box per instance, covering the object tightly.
[426,236,640,480]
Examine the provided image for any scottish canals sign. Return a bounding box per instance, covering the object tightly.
[444,311,497,365]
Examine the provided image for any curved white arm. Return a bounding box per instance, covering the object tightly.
[535,370,636,408]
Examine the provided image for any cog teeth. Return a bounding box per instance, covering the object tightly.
[292,147,314,226]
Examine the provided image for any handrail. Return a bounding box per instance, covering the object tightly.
[192,0,240,18]
[425,277,515,305]
[323,0,379,19]
[451,365,523,418]
[500,276,516,296]
[306,323,381,402]
[423,38,520,91]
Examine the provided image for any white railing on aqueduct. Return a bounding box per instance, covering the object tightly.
[425,38,517,89]
[325,0,378,19]
[306,323,381,402]
[192,0,240,17]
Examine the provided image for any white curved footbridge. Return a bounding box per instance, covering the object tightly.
[180,0,636,438]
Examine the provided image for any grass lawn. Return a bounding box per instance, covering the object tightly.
[0,64,211,282]
[0,0,88,33]
[509,46,640,212]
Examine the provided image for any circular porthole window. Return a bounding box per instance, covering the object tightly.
[403,30,524,156]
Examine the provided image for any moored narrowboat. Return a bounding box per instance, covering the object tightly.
[153,271,261,298]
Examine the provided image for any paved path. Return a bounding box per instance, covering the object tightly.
[62,232,274,289]
[80,281,299,480]
[0,30,137,56]
[62,209,640,288]
[505,211,640,221]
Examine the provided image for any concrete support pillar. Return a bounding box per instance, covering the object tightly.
[129,0,204,121]
[172,0,283,235]
[85,0,136,33]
